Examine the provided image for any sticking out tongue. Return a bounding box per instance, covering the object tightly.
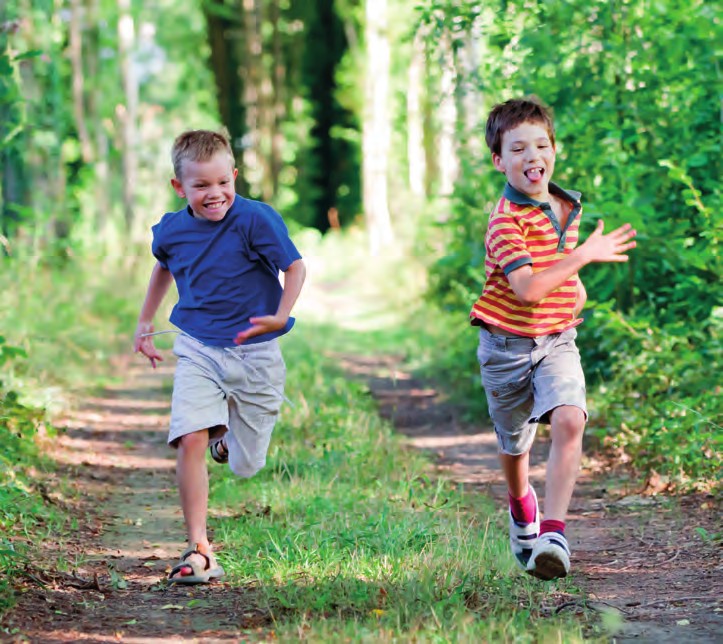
[526,168,543,183]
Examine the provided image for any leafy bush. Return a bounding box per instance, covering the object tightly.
[581,306,723,487]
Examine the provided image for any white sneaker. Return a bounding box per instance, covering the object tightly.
[526,531,571,580]
[509,486,539,570]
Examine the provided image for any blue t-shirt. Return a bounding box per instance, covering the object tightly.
[151,195,302,347]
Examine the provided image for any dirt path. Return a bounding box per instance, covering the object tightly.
[1,358,253,644]
[335,353,723,644]
[2,344,721,643]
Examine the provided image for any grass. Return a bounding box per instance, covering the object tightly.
[0,230,597,639]
[0,251,155,614]
[208,322,590,642]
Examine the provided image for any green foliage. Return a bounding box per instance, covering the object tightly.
[419,0,723,484]
[583,305,723,487]
[210,325,585,641]
[0,338,56,612]
[293,0,362,231]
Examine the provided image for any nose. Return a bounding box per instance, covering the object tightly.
[524,146,541,163]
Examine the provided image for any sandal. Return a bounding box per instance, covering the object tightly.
[168,544,225,585]
[209,439,229,464]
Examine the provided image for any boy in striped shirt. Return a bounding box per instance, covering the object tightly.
[470,99,637,580]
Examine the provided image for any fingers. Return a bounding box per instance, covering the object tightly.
[595,219,604,233]
[234,325,263,345]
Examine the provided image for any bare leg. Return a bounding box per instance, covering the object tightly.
[499,450,531,498]
[545,405,585,521]
[173,429,212,577]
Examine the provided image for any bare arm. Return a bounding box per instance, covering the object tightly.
[235,258,306,344]
[508,220,636,306]
[133,262,174,367]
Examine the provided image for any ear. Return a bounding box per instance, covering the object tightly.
[492,153,506,174]
[233,168,238,181]
[171,177,185,199]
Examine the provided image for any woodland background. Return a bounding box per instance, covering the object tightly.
[0,0,722,630]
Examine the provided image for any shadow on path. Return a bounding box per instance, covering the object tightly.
[1,357,258,644]
[333,351,723,644]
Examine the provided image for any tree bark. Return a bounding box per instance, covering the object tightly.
[269,0,285,199]
[243,0,263,199]
[69,0,93,164]
[407,30,426,197]
[117,0,138,231]
[362,0,393,254]
[85,0,109,230]
[438,33,458,196]
[203,0,248,194]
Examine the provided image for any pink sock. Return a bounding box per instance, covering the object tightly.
[540,519,565,535]
[508,488,536,524]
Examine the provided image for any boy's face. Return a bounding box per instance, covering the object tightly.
[171,153,238,221]
[492,121,555,200]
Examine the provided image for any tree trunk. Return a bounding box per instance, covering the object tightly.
[117,0,138,231]
[362,0,393,254]
[85,0,109,230]
[407,30,426,197]
[69,0,93,164]
[203,0,248,194]
[243,0,263,199]
[438,33,458,196]
[269,0,285,199]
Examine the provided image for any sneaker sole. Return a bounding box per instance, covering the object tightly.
[527,552,568,581]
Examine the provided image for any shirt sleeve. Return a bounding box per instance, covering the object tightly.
[151,221,169,270]
[486,212,532,275]
[248,206,302,271]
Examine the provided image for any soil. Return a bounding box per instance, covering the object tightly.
[2,349,722,643]
[333,352,723,643]
[0,358,270,644]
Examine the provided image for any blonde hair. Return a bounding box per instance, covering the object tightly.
[171,129,235,179]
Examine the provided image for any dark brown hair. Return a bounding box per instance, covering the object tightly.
[171,129,235,179]
[485,98,555,156]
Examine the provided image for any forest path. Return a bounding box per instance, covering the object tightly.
[1,358,249,643]
[334,352,723,644]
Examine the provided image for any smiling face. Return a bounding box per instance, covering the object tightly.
[171,152,238,221]
[492,121,556,201]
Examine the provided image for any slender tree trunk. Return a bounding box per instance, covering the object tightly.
[438,33,458,196]
[85,0,109,231]
[407,31,426,197]
[362,0,393,254]
[69,0,93,164]
[203,1,248,194]
[243,0,262,198]
[269,0,285,199]
[117,0,138,231]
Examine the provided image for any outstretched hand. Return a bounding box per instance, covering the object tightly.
[579,220,637,263]
[133,322,163,368]
[234,315,288,345]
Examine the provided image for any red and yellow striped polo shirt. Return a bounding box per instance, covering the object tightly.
[470,182,583,337]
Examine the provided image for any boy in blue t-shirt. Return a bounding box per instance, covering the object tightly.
[133,130,306,584]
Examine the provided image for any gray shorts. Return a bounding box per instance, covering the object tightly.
[169,333,286,478]
[477,326,587,456]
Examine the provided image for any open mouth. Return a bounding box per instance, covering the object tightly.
[524,167,544,183]
[204,201,225,212]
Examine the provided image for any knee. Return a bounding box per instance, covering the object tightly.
[178,431,209,454]
[551,406,585,444]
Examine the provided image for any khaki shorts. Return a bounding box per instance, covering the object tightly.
[477,326,587,456]
[168,333,286,478]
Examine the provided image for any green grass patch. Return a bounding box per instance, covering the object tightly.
[210,326,587,641]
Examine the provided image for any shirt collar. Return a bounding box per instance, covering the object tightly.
[504,182,581,208]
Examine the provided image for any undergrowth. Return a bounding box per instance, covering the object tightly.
[210,325,592,642]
